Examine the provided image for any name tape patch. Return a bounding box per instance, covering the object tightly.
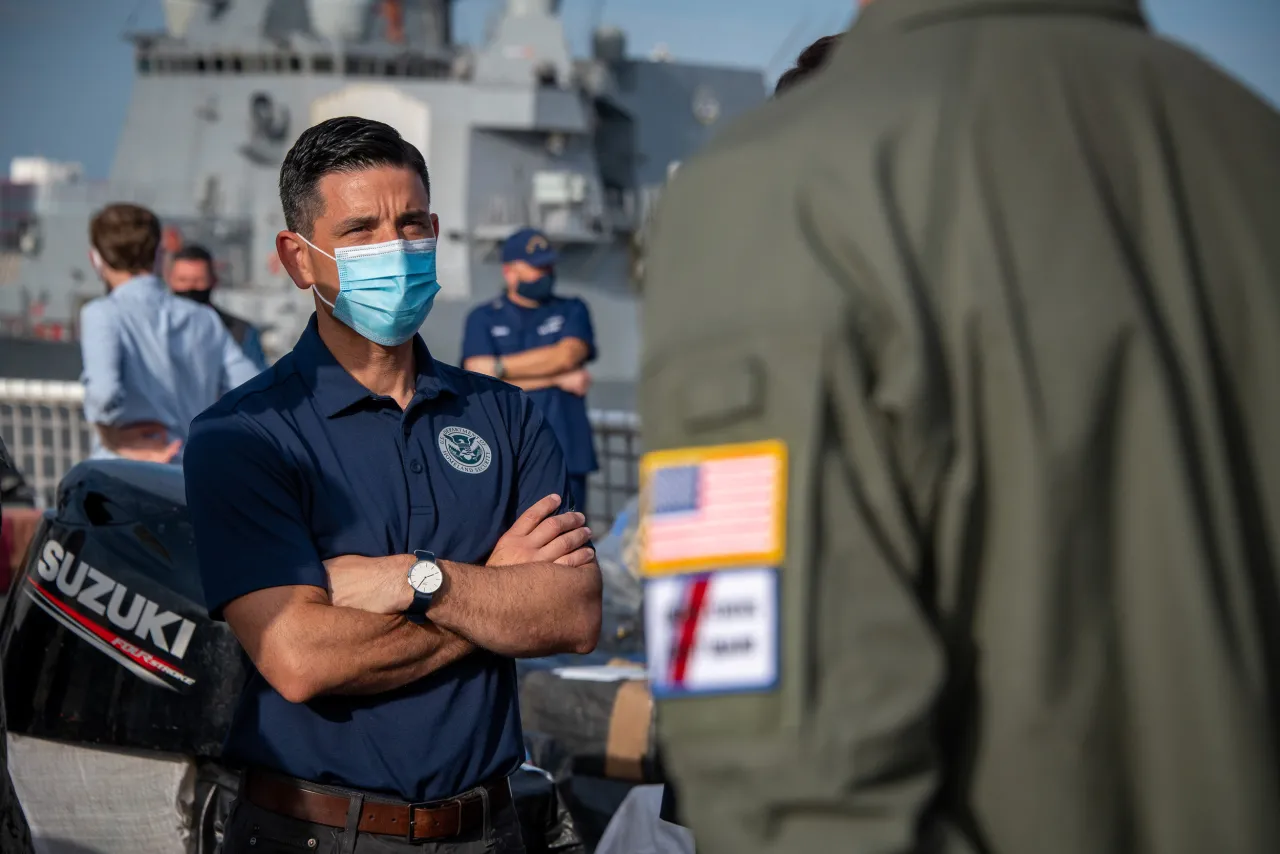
[639,440,787,576]
[644,567,779,698]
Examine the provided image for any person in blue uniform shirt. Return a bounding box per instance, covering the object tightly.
[461,228,599,513]
[183,116,602,854]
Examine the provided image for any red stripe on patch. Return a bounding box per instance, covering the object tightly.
[669,576,711,686]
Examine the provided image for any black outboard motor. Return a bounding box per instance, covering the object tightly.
[0,459,246,852]
[1,459,245,754]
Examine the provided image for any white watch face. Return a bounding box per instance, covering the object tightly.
[408,560,443,595]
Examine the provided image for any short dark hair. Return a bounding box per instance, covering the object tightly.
[89,203,161,273]
[774,35,841,95]
[172,243,214,268]
[279,116,431,237]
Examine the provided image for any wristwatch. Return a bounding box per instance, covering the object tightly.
[493,358,507,380]
[406,550,443,616]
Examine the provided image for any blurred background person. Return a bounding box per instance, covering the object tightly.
[462,227,599,513]
[639,0,1280,852]
[80,203,258,463]
[653,33,850,831]
[168,243,269,372]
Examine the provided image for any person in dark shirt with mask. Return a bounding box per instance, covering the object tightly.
[461,228,599,513]
[168,244,269,371]
[184,117,601,853]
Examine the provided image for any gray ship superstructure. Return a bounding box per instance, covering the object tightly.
[0,0,766,408]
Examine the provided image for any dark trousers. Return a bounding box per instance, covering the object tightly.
[219,779,526,854]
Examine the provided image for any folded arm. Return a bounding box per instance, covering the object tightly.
[433,556,601,657]
[324,495,602,659]
[222,584,473,704]
[477,368,591,397]
[499,372,562,392]
[464,337,590,380]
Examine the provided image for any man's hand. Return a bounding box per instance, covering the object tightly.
[97,422,182,464]
[427,494,602,657]
[324,554,415,614]
[487,494,595,567]
[555,368,592,397]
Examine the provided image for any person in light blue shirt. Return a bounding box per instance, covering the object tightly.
[79,203,258,463]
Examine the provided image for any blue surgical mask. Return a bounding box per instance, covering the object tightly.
[301,234,441,346]
[516,272,555,304]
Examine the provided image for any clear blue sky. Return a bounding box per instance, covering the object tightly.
[0,0,1276,179]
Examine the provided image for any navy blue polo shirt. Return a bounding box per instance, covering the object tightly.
[183,315,574,802]
[461,296,599,476]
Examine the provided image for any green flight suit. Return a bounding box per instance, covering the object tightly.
[639,1,1280,852]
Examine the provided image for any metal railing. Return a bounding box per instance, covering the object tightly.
[587,409,641,528]
[0,379,93,508]
[0,378,640,528]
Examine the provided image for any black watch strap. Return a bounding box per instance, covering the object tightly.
[406,590,433,617]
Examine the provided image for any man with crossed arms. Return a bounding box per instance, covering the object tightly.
[185,116,601,853]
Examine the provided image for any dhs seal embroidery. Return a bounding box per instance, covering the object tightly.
[438,426,492,474]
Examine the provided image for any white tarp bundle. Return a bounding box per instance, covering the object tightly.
[594,785,695,854]
[8,734,195,854]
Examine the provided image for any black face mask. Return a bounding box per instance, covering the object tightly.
[176,289,212,305]
[516,272,555,303]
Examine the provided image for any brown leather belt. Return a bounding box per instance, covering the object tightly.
[242,769,512,842]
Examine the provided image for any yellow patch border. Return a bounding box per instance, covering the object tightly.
[638,439,788,577]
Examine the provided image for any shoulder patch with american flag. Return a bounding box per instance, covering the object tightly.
[639,440,787,577]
